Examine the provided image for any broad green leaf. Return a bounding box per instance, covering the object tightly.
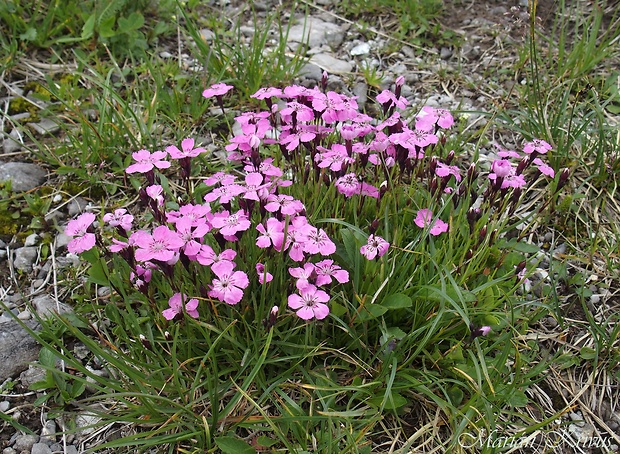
[367,391,407,410]
[382,293,412,309]
[256,436,278,447]
[214,436,256,454]
[118,12,144,32]
[580,347,597,360]
[81,14,96,39]
[88,261,110,286]
[356,303,387,322]
[507,390,529,407]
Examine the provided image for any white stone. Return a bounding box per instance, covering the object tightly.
[350,42,370,56]
[309,53,353,74]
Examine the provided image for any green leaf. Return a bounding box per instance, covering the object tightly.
[356,303,387,322]
[580,347,597,360]
[19,27,37,42]
[367,391,407,410]
[506,390,529,407]
[256,436,278,447]
[117,12,144,32]
[98,16,117,38]
[87,261,110,286]
[447,386,464,406]
[214,436,256,454]
[382,293,412,309]
[81,14,96,39]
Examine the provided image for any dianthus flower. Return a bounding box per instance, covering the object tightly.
[202,83,233,99]
[255,263,273,284]
[314,259,349,286]
[210,210,251,237]
[414,209,449,236]
[165,138,206,159]
[132,226,184,262]
[360,234,390,260]
[103,208,133,231]
[125,149,170,174]
[208,261,249,305]
[162,292,199,320]
[523,139,552,155]
[287,285,330,320]
[65,212,97,254]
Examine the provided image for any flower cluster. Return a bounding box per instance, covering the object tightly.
[65,75,562,328]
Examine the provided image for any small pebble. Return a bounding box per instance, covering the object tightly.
[16,310,31,320]
[0,401,9,412]
[30,443,52,454]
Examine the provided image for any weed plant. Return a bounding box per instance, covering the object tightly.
[38,74,571,453]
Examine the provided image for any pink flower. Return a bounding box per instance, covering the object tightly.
[125,149,170,174]
[415,106,454,131]
[132,226,184,262]
[146,184,164,206]
[360,234,390,260]
[256,217,285,250]
[165,138,206,159]
[202,83,233,99]
[195,245,236,267]
[523,139,552,155]
[256,263,273,284]
[287,285,330,320]
[208,261,249,305]
[289,263,316,290]
[490,159,513,179]
[335,173,360,197]
[533,158,555,177]
[162,293,199,320]
[103,208,134,231]
[251,86,283,100]
[210,210,251,236]
[435,162,462,182]
[175,217,210,257]
[414,209,448,236]
[314,259,349,286]
[376,90,409,110]
[203,183,246,204]
[65,212,97,254]
[264,194,305,216]
[203,172,237,187]
[302,227,336,256]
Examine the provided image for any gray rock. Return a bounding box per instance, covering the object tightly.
[27,118,60,136]
[12,434,39,451]
[287,17,344,49]
[54,232,71,250]
[40,420,57,443]
[18,364,46,389]
[352,83,368,111]
[440,47,453,59]
[30,443,52,454]
[32,294,72,319]
[2,448,17,454]
[67,197,89,217]
[0,401,9,412]
[3,128,23,154]
[199,28,215,42]
[350,42,371,56]
[298,62,324,81]
[24,233,39,247]
[0,162,47,192]
[309,53,353,74]
[12,246,38,273]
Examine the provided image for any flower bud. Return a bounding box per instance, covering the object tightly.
[369,218,380,234]
[557,167,570,190]
[446,150,455,165]
[469,324,492,341]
